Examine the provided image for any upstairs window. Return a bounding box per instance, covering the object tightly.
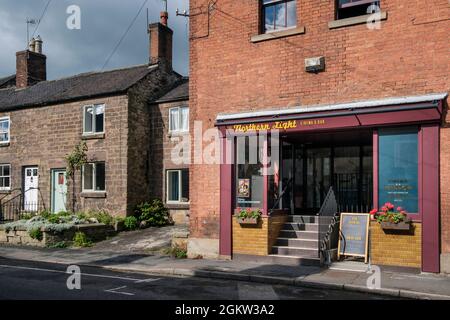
[0,117,10,144]
[336,0,380,20]
[262,0,297,33]
[83,104,105,135]
[169,106,189,133]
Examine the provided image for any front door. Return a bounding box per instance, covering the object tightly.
[23,167,39,212]
[51,169,67,213]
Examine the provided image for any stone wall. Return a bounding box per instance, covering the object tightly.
[370,221,421,268]
[148,98,190,225]
[0,224,114,247]
[0,94,129,216]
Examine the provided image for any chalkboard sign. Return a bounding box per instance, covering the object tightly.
[338,213,370,263]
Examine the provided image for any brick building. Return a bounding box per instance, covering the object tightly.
[0,15,189,223]
[188,0,449,272]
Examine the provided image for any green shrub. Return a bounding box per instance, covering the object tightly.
[73,232,92,247]
[135,199,172,227]
[124,216,138,230]
[39,210,52,219]
[47,215,61,224]
[28,227,43,241]
[20,213,35,220]
[48,241,68,249]
[166,246,187,259]
[86,210,114,225]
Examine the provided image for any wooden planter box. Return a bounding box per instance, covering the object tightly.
[380,219,411,231]
[236,217,259,225]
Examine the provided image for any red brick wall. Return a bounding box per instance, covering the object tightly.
[189,0,450,244]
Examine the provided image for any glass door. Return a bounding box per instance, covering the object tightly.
[306,148,332,213]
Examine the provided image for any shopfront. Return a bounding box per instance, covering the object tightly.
[217,93,447,273]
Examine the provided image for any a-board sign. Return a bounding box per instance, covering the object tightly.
[338,213,370,263]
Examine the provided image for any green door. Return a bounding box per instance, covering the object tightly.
[51,169,67,213]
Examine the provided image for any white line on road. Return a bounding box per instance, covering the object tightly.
[104,286,135,296]
[0,264,160,283]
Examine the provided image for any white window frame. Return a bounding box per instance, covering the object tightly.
[166,169,189,204]
[168,106,189,134]
[0,117,10,144]
[0,164,11,191]
[81,162,105,192]
[82,104,105,135]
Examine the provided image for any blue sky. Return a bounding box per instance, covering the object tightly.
[0,0,189,80]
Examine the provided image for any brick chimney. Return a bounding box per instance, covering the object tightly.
[148,11,173,71]
[16,37,47,89]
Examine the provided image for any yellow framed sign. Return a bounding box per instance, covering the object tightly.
[337,213,370,263]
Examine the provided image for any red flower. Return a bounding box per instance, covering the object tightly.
[381,206,388,213]
[370,208,378,215]
[396,207,403,212]
[385,202,395,210]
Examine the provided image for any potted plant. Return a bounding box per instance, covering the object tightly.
[370,203,411,231]
[236,208,262,225]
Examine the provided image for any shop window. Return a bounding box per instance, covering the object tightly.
[169,106,189,133]
[0,117,10,144]
[82,162,105,192]
[336,0,380,20]
[83,104,105,135]
[236,136,264,208]
[167,169,189,203]
[378,127,418,213]
[262,0,297,33]
[0,164,11,190]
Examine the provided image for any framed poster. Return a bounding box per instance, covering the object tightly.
[338,213,370,263]
[237,179,250,198]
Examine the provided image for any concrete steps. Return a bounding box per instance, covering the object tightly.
[271,215,322,264]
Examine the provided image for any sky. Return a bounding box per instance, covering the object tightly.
[0,0,189,80]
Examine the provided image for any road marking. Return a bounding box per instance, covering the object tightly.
[238,283,279,300]
[0,264,159,282]
[104,285,135,296]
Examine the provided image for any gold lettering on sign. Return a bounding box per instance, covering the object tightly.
[300,119,326,126]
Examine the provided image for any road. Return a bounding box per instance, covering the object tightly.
[0,257,390,300]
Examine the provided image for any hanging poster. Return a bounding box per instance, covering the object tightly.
[237,179,250,198]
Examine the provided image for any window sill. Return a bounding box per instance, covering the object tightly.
[328,11,387,29]
[0,142,10,147]
[166,202,190,210]
[251,26,305,43]
[168,131,189,138]
[0,189,11,194]
[81,191,106,198]
[82,133,105,140]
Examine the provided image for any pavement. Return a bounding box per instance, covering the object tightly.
[0,258,388,300]
[0,243,449,300]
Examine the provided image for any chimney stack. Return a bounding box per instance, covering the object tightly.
[148,12,173,71]
[16,36,47,89]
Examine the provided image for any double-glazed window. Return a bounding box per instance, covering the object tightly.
[167,169,189,203]
[336,0,380,20]
[0,164,11,190]
[83,104,105,135]
[169,106,189,133]
[82,162,106,192]
[0,117,10,143]
[262,0,297,33]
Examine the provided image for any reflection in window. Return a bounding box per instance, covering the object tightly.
[83,104,105,134]
[236,136,264,208]
[167,169,189,203]
[336,0,380,20]
[0,118,10,143]
[262,0,297,33]
[378,127,418,213]
[82,162,106,192]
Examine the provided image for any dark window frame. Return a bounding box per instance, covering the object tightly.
[261,0,297,34]
[336,0,380,20]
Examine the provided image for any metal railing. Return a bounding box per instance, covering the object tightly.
[334,173,372,213]
[0,188,46,222]
[318,187,341,266]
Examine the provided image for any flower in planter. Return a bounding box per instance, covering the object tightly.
[371,203,409,225]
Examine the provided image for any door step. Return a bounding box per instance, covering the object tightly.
[282,222,319,232]
[272,246,319,257]
[275,238,319,249]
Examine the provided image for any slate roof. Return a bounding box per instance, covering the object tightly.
[154,77,189,103]
[0,64,158,111]
[0,75,15,88]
